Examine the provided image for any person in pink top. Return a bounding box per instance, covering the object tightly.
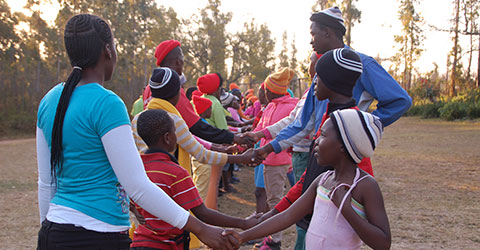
[251,98,262,118]
[230,109,391,250]
[252,67,298,249]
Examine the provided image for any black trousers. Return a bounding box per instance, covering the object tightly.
[37,220,131,250]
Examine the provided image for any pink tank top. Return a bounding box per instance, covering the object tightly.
[305,168,370,250]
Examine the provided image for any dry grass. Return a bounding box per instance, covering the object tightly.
[1,117,479,249]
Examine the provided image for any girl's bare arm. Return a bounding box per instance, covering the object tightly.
[332,178,391,250]
[237,175,321,244]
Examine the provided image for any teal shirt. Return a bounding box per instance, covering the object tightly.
[37,83,131,226]
[204,95,229,130]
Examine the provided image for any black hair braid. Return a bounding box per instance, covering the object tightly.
[50,14,113,183]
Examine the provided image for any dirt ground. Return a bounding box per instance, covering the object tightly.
[0,117,479,250]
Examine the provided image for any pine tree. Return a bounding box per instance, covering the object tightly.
[341,0,361,47]
[450,0,461,96]
[279,31,289,68]
[393,0,424,91]
[290,35,298,71]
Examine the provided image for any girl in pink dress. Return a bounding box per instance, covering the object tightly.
[231,109,391,250]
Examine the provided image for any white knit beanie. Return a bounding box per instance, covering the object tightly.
[220,92,235,107]
[330,109,383,163]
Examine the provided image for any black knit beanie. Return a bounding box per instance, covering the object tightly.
[149,67,181,100]
[315,48,362,97]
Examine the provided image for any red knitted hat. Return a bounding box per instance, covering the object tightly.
[192,90,203,97]
[192,95,212,115]
[197,73,221,94]
[154,40,181,66]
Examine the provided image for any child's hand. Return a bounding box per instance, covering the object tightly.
[242,131,261,143]
[241,125,252,132]
[222,229,242,247]
[196,225,237,250]
[242,212,263,229]
[233,133,256,148]
[240,148,263,166]
[225,145,239,154]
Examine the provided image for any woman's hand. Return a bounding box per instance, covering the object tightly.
[195,224,238,250]
[221,229,243,247]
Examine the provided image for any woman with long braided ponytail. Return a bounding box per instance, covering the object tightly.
[36,14,237,250]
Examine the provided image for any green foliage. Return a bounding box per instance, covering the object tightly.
[406,102,444,118]
[407,89,480,121]
[227,20,276,85]
[0,112,36,137]
[439,102,467,120]
[0,0,279,137]
[392,0,424,91]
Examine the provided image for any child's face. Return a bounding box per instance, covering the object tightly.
[258,88,267,105]
[201,106,212,119]
[231,99,240,110]
[314,119,343,166]
[315,76,331,101]
[265,88,279,102]
[232,92,242,102]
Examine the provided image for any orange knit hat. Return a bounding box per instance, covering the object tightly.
[229,83,240,90]
[264,68,295,95]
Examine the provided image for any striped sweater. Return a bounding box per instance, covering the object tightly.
[131,98,228,173]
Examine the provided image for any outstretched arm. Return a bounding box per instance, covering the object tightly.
[103,125,235,250]
[191,204,260,230]
[237,175,320,244]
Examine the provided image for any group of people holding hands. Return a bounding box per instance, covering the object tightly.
[36,6,411,250]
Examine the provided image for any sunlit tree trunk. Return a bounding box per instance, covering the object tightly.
[450,0,460,96]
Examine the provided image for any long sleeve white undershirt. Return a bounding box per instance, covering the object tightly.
[37,127,56,223]
[37,125,190,230]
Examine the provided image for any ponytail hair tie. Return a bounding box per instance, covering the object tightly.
[73,66,82,71]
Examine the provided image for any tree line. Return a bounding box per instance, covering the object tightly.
[1,0,479,136]
[0,0,300,136]
[390,0,479,100]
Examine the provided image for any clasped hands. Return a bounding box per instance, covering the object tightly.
[205,212,264,250]
[232,131,271,165]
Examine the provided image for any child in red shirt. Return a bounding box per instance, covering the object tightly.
[131,109,259,250]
